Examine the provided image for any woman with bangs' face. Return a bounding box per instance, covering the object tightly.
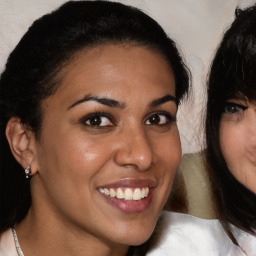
[0,1,190,255]
[220,99,256,195]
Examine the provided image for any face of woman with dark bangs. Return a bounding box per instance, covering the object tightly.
[220,96,256,194]
[27,44,181,248]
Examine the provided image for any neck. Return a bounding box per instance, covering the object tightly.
[15,208,129,256]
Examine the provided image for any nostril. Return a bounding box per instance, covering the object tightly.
[113,147,154,171]
[113,132,154,171]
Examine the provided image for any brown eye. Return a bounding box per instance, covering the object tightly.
[145,112,172,125]
[88,116,102,126]
[83,113,114,127]
[148,114,160,124]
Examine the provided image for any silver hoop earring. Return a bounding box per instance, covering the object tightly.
[25,166,31,179]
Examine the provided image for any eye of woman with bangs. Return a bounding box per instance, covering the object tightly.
[223,101,248,115]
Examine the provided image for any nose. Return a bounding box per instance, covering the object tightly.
[113,126,154,171]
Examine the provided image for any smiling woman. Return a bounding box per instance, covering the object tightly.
[0,1,190,256]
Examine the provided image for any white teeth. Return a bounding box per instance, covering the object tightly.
[124,188,133,200]
[116,188,124,199]
[141,188,145,198]
[104,188,110,196]
[133,188,141,200]
[110,188,116,198]
[145,187,149,196]
[99,187,150,201]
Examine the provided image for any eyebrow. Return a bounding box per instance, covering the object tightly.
[150,95,177,107]
[68,94,125,110]
[68,93,177,110]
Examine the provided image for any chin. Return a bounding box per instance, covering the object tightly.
[117,226,155,246]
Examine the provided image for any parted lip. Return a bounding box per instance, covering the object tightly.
[97,178,157,189]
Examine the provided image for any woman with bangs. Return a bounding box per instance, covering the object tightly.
[205,4,256,254]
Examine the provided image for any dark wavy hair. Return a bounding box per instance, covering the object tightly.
[206,4,256,243]
[0,0,190,233]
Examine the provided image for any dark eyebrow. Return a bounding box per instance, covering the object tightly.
[67,94,125,110]
[150,95,177,108]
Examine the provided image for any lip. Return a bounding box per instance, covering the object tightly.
[98,178,157,189]
[97,179,156,213]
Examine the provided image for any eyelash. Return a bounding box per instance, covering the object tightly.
[223,102,248,115]
[79,111,175,128]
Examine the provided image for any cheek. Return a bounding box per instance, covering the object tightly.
[220,123,240,159]
[154,128,182,177]
[35,134,112,212]
[62,135,111,177]
[219,123,245,177]
[164,128,181,161]
[220,124,235,166]
[38,130,111,184]
[154,130,182,209]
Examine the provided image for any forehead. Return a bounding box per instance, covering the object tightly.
[45,44,175,107]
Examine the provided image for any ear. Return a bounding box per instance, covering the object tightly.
[5,117,39,176]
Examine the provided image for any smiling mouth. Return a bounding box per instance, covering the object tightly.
[98,187,150,201]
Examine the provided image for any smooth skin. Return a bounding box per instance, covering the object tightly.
[6,44,181,256]
[220,99,256,194]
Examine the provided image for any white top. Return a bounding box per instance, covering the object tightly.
[1,212,256,256]
[0,228,18,256]
[147,211,256,256]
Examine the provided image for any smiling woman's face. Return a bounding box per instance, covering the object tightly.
[31,44,181,247]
